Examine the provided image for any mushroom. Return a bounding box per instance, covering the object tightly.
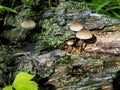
[66,38,76,53]
[66,39,75,46]
[76,29,93,52]
[19,20,36,41]
[70,21,83,32]
[69,21,84,46]
[21,20,36,30]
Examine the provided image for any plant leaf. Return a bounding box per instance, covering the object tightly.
[96,0,111,13]
[106,6,120,11]
[21,0,32,5]
[13,72,35,85]
[2,86,13,90]
[0,5,18,14]
[13,81,38,90]
[112,11,120,18]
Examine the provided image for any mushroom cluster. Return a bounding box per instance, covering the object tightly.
[66,21,96,53]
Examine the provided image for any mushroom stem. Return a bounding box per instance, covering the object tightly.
[76,29,93,52]
[80,40,84,52]
[83,43,87,51]
[67,45,73,53]
[77,39,84,52]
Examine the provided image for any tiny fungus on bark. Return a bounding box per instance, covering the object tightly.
[76,29,93,52]
[70,22,83,31]
[66,39,76,53]
[21,20,36,30]
[67,39,75,46]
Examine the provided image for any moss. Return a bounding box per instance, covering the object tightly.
[0,45,17,84]
[36,17,72,50]
[62,76,79,85]
[34,1,90,51]
[1,8,40,42]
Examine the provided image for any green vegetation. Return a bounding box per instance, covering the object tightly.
[73,0,120,18]
[0,45,16,62]
[2,72,38,90]
[0,5,18,14]
[21,0,32,5]
[88,0,120,18]
[1,0,120,18]
[0,0,120,89]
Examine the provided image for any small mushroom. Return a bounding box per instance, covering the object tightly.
[66,39,75,46]
[19,20,36,41]
[76,29,93,52]
[70,22,83,31]
[21,20,36,30]
[66,39,76,53]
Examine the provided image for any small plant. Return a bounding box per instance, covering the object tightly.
[2,72,38,90]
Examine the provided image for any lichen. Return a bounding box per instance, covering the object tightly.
[34,1,91,51]
[36,17,73,50]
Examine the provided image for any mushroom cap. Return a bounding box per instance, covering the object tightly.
[67,39,75,45]
[76,29,93,39]
[70,22,83,31]
[21,20,36,30]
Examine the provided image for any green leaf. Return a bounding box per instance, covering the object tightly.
[116,0,120,6]
[95,0,111,13]
[0,5,18,14]
[21,0,32,5]
[2,72,38,90]
[112,11,120,18]
[2,86,13,90]
[13,81,38,90]
[13,72,35,85]
[106,6,120,11]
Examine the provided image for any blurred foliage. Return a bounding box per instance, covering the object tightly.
[0,45,17,67]
[21,0,33,5]
[0,0,3,5]
[0,5,18,15]
[0,45,17,86]
[0,0,120,18]
[73,0,120,18]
